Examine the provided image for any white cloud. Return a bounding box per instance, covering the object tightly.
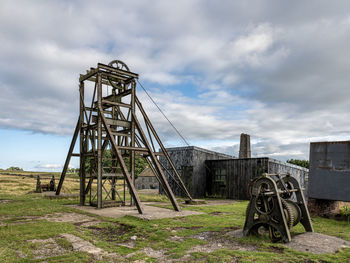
[35,163,62,170]
[1,0,350,164]
[34,163,76,171]
[234,31,273,54]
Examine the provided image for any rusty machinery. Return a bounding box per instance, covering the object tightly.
[56,60,192,213]
[243,173,313,242]
[36,175,56,193]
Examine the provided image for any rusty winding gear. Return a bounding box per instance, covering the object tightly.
[281,198,294,229]
[243,173,313,243]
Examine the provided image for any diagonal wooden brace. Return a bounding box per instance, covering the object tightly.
[132,111,181,212]
[98,105,144,214]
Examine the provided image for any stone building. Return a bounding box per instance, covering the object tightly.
[134,167,159,190]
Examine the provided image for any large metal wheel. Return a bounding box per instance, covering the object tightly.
[277,178,295,199]
[254,179,276,215]
[107,60,130,89]
[108,60,130,71]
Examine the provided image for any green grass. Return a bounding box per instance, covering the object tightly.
[1,173,350,262]
[0,195,76,218]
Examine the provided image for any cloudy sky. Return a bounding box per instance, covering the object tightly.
[1,0,350,171]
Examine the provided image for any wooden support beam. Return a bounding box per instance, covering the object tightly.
[130,81,136,206]
[98,63,139,78]
[132,111,181,212]
[98,105,143,214]
[100,71,129,82]
[136,97,193,201]
[85,76,111,86]
[79,69,98,82]
[97,74,103,209]
[92,115,131,128]
[103,89,132,102]
[105,117,131,128]
[56,119,80,195]
[79,82,86,205]
[101,100,132,109]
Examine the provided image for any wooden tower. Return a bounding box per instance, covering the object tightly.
[56,60,191,213]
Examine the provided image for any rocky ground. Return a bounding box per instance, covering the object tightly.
[4,211,348,262]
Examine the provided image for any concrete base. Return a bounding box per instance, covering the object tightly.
[184,199,206,205]
[285,232,350,254]
[42,191,79,199]
[70,203,203,220]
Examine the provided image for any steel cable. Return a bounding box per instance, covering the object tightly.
[136,79,190,146]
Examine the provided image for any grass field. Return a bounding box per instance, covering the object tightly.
[0,172,350,262]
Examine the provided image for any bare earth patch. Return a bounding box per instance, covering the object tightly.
[60,234,103,255]
[28,238,68,259]
[126,247,168,262]
[0,212,101,226]
[60,233,118,261]
[139,247,166,259]
[1,216,36,225]
[126,230,253,262]
[169,235,184,242]
[189,199,237,207]
[40,212,100,226]
[27,234,119,261]
[0,199,12,204]
[189,231,256,253]
[87,222,135,244]
[226,229,244,239]
[118,240,136,248]
[285,232,350,254]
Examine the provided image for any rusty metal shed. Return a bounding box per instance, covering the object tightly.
[308,141,350,202]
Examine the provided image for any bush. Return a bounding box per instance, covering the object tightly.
[286,159,309,169]
[340,205,350,222]
[6,166,23,171]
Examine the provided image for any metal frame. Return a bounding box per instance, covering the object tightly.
[56,60,192,214]
[243,173,313,242]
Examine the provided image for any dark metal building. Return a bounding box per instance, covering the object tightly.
[205,158,308,200]
[308,141,350,202]
[159,146,232,198]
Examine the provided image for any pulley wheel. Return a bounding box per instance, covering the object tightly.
[107,60,130,89]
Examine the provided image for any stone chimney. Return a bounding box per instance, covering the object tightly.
[239,133,251,158]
